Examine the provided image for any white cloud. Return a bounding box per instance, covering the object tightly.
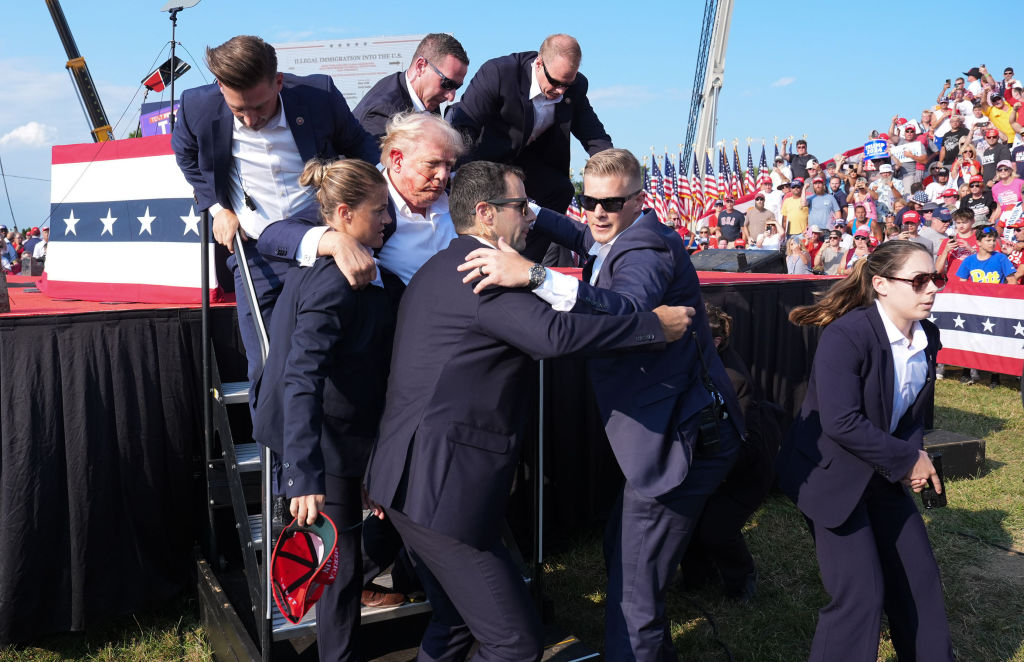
[0,121,57,148]
[771,77,796,88]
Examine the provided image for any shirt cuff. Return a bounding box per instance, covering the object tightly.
[533,268,579,312]
[297,226,331,267]
[207,203,225,218]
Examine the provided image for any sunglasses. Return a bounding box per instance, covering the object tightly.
[970,183,982,188]
[886,272,948,292]
[486,197,530,215]
[579,189,642,212]
[998,167,1012,172]
[425,60,462,91]
[854,236,869,241]
[541,60,574,90]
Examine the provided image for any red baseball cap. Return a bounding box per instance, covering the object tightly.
[970,174,984,184]
[985,128,1000,137]
[812,177,824,183]
[902,211,921,224]
[271,514,340,625]
[942,189,958,197]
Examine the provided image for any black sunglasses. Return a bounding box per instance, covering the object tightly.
[425,60,462,91]
[886,272,947,292]
[486,197,530,215]
[541,60,574,90]
[978,225,998,235]
[579,189,642,212]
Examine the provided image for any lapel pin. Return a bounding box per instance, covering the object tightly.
[296,116,305,125]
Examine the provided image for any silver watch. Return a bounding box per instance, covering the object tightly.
[528,263,546,290]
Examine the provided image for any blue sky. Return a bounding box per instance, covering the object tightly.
[1,0,1019,229]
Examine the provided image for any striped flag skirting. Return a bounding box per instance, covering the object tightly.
[931,279,1024,376]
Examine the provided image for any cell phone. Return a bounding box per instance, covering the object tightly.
[946,79,951,85]
[920,453,947,509]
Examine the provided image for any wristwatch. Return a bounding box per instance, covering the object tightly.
[528,263,546,290]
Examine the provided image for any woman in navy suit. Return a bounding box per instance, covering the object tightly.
[776,240,955,662]
[252,158,394,662]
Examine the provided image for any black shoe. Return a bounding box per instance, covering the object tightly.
[988,375,1000,389]
[723,569,758,603]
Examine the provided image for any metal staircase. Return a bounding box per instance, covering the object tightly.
[198,219,431,661]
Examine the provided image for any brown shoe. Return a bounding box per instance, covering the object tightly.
[361,584,406,608]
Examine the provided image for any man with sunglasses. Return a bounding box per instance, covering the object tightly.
[980,128,1011,184]
[458,148,743,661]
[959,174,996,225]
[354,33,469,141]
[449,34,612,260]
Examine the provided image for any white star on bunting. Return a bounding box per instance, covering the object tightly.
[1014,321,1024,337]
[953,315,965,329]
[99,208,117,236]
[63,209,80,236]
[981,318,995,333]
[928,314,937,324]
[137,206,157,235]
[181,206,201,236]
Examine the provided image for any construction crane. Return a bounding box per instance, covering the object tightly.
[44,0,114,142]
[681,0,734,165]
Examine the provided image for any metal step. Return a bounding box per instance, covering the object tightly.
[267,562,432,640]
[234,443,262,473]
[218,381,250,405]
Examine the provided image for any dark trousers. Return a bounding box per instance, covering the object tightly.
[226,241,290,384]
[604,423,739,662]
[316,474,364,662]
[388,508,543,662]
[807,475,953,662]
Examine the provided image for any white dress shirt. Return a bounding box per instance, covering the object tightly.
[209,95,315,240]
[527,59,562,145]
[875,300,929,433]
[375,169,457,284]
[404,73,427,112]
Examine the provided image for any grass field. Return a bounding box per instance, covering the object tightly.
[2,377,1022,662]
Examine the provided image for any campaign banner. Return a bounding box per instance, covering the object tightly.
[41,135,225,304]
[140,102,179,137]
[932,279,1024,376]
[863,139,889,160]
[274,34,425,107]
[889,141,923,164]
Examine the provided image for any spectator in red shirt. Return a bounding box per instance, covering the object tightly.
[936,209,979,278]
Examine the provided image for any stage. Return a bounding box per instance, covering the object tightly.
[0,270,832,645]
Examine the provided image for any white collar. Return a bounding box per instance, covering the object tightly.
[404,71,427,112]
[587,213,643,256]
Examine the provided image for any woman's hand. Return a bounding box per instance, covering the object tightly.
[290,494,326,526]
[903,450,941,494]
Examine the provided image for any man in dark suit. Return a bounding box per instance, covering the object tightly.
[171,34,379,381]
[458,149,743,661]
[353,33,468,141]
[448,34,612,260]
[364,160,695,662]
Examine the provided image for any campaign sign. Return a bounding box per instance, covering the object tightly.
[140,103,180,137]
[863,139,889,160]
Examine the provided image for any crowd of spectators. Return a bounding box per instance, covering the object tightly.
[1,225,48,275]
[662,64,1024,387]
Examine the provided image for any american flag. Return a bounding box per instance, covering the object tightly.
[691,153,704,217]
[931,279,1024,375]
[650,157,669,221]
[642,163,655,210]
[41,135,226,303]
[703,152,718,210]
[662,153,675,200]
[677,154,691,219]
[745,145,757,194]
[717,147,729,200]
[564,194,584,223]
[759,143,769,175]
[730,144,743,198]
[773,142,780,161]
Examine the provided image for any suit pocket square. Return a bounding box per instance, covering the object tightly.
[446,421,512,455]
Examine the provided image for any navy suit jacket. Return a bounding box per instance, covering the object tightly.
[448,51,612,177]
[775,305,941,529]
[171,73,379,214]
[353,71,434,141]
[251,258,396,497]
[534,209,744,497]
[364,235,667,549]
